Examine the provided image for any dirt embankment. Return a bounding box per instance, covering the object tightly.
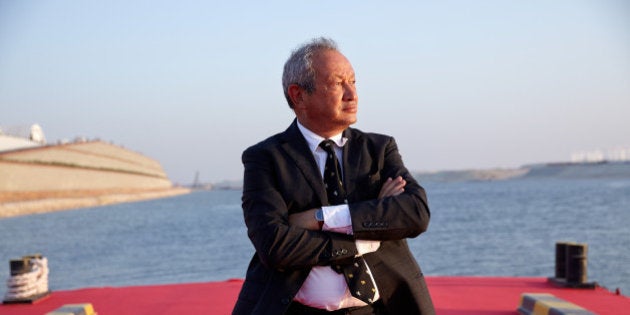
[0,141,191,219]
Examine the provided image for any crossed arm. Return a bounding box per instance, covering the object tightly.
[288,176,407,230]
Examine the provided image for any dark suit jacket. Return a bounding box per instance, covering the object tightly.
[232,120,434,315]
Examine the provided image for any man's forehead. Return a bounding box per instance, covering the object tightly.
[313,50,355,76]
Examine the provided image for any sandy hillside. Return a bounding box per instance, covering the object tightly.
[0,141,190,218]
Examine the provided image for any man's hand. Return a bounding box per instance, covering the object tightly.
[288,208,320,231]
[378,176,406,198]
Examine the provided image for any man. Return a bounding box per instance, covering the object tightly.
[232,37,434,315]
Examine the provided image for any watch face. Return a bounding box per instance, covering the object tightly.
[316,209,324,221]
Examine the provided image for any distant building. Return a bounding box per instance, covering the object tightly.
[0,124,46,152]
[571,147,630,163]
[607,147,630,162]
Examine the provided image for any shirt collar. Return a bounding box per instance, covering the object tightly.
[296,120,348,153]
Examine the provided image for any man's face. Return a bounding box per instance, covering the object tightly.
[295,49,358,136]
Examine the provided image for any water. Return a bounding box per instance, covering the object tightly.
[1,178,629,297]
[414,178,630,290]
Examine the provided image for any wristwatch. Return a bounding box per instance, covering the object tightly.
[315,208,324,229]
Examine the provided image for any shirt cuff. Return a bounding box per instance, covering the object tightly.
[356,240,381,256]
[322,204,352,232]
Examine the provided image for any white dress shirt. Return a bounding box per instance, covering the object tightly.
[293,121,380,311]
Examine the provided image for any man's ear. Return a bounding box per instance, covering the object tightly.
[287,84,303,108]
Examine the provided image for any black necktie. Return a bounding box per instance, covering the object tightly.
[319,140,377,304]
[319,140,346,206]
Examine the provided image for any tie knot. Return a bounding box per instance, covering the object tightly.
[319,140,336,153]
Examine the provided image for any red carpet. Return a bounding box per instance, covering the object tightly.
[1,277,627,314]
[428,277,627,314]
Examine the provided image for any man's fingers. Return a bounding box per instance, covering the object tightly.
[378,178,392,198]
[378,176,406,198]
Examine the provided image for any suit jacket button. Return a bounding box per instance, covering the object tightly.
[341,249,348,254]
[281,298,291,305]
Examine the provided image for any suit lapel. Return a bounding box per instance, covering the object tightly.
[342,128,362,199]
[280,120,328,204]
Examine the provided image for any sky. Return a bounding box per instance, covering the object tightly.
[1,1,629,185]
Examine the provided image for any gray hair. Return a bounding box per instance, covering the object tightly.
[282,37,340,108]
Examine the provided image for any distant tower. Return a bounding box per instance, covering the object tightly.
[192,171,200,189]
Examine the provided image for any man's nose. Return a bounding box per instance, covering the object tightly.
[343,83,357,101]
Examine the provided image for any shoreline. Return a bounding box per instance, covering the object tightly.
[0,187,191,219]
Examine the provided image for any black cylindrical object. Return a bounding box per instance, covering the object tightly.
[555,242,567,279]
[565,243,588,284]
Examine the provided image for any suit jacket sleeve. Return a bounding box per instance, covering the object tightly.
[346,134,431,241]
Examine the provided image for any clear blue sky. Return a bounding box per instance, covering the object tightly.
[1,1,629,184]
